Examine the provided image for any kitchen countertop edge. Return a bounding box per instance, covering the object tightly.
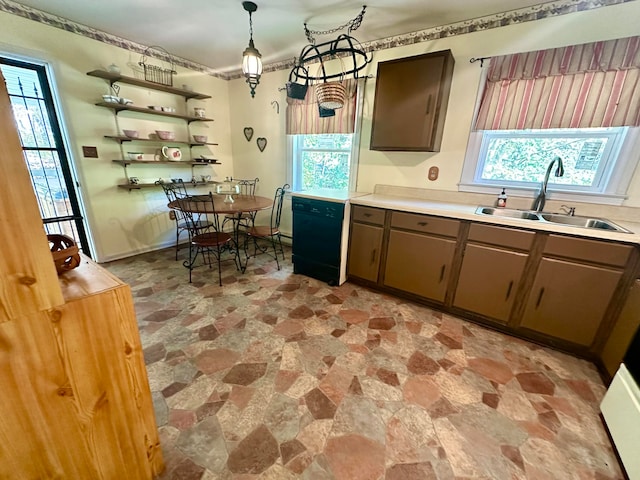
[350,193,640,245]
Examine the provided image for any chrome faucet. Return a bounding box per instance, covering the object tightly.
[531,156,564,212]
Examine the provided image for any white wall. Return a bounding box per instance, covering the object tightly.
[229,1,640,225]
[0,11,234,262]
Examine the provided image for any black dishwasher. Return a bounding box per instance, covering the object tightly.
[292,196,344,285]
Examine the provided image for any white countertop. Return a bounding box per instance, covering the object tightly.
[291,189,370,203]
[351,193,640,245]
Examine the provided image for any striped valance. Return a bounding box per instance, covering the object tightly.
[286,78,358,135]
[475,36,640,130]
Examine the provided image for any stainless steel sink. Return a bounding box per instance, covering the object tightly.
[539,213,632,233]
[475,206,540,220]
[475,206,633,233]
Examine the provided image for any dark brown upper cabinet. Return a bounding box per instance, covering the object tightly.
[370,50,454,152]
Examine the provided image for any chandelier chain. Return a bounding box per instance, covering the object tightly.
[304,5,366,44]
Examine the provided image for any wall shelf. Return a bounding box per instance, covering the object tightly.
[87,70,211,100]
[112,160,219,166]
[118,180,218,191]
[95,102,213,123]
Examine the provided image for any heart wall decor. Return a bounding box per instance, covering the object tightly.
[256,137,267,152]
[243,127,253,142]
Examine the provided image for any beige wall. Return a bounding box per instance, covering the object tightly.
[229,1,640,228]
[0,11,234,262]
[1,2,639,261]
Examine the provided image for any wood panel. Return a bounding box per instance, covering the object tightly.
[0,70,162,478]
[0,72,63,322]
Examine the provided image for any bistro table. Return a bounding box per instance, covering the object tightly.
[168,194,273,272]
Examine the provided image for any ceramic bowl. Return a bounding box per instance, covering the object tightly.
[147,105,162,111]
[122,129,139,139]
[161,106,176,113]
[155,130,175,141]
[192,135,208,143]
[102,94,119,103]
[127,152,144,160]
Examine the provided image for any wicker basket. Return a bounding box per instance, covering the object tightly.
[139,46,176,86]
[316,82,347,110]
[315,55,347,110]
[47,234,80,275]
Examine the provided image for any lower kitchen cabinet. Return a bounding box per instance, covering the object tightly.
[520,258,623,346]
[453,244,528,323]
[384,230,457,302]
[346,204,640,363]
[347,222,384,282]
[453,223,533,324]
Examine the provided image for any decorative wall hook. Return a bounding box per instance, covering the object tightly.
[271,100,280,114]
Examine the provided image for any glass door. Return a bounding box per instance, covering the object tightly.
[1,57,91,257]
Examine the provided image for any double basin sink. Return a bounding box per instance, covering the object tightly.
[475,206,633,233]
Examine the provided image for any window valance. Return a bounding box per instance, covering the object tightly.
[475,36,640,130]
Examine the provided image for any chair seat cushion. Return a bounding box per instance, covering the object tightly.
[192,231,232,247]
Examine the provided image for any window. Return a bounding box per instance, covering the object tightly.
[290,133,356,191]
[460,127,639,204]
[1,57,91,254]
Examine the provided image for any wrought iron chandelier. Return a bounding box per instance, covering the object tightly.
[286,6,371,89]
[242,1,262,98]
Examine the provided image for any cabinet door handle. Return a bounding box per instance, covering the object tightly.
[535,288,545,308]
[370,249,377,265]
[426,94,432,115]
[363,213,372,217]
[417,221,428,227]
[505,280,513,300]
[439,265,445,283]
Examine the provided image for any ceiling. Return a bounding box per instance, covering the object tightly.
[14,0,555,74]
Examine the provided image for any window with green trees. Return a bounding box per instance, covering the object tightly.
[460,127,637,201]
[291,134,353,191]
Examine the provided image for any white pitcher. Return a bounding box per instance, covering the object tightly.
[161,146,182,161]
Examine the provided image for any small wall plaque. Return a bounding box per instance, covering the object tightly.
[82,146,98,158]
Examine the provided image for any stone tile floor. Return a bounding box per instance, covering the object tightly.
[104,245,623,480]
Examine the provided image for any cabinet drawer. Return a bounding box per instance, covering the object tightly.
[544,235,632,267]
[468,224,534,251]
[352,205,386,225]
[391,211,459,237]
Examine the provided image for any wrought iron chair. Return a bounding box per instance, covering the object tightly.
[222,177,259,231]
[159,181,212,260]
[244,183,289,270]
[173,190,238,285]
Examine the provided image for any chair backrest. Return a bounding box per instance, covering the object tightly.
[159,180,189,201]
[270,183,290,230]
[235,177,259,196]
[159,181,190,222]
[173,190,221,232]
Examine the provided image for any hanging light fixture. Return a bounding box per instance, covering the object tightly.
[242,1,262,98]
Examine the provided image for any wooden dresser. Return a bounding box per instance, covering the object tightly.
[0,72,163,478]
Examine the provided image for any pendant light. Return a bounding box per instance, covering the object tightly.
[242,1,262,98]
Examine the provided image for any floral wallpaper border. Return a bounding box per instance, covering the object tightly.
[0,0,634,81]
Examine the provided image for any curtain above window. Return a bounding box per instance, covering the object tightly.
[286,78,358,135]
[474,36,640,130]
